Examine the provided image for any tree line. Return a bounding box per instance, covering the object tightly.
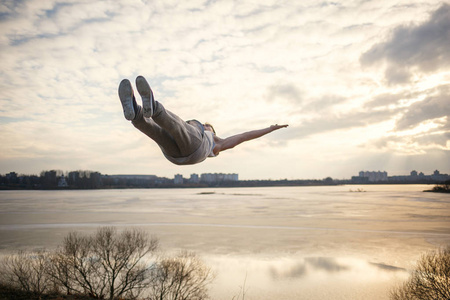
[0,170,175,190]
[1,170,104,189]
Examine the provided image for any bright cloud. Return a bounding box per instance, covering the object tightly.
[0,0,449,179]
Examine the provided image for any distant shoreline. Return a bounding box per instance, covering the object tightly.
[424,190,450,193]
[0,181,442,191]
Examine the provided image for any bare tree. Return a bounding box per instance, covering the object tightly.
[1,228,217,300]
[47,232,101,296]
[391,246,450,300]
[148,251,214,300]
[1,250,53,297]
[93,227,158,300]
[47,227,159,300]
[46,249,75,295]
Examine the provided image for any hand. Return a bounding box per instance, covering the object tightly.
[270,124,289,131]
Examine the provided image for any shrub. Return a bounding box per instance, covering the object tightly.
[148,251,214,300]
[431,181,450,193]
[0,250,53,297]
[391,246,450,300]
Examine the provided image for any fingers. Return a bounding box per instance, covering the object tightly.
[273,124,288,128]
[270,124,289,131]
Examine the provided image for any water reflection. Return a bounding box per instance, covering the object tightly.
[270,257,349,279]
[370,262,407,272]
[209,255,409,300]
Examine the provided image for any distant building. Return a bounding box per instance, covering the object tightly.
[4,172,18,185]
[431,170,449,182]
[174,174,183,185]
[68,171,80,186]
[41,170,58,188]
[58,175,68,187]
[189,174,200,184]
[6,172,17,181]
[351,176,369,184]
[387,170,449,183]
[200,173,239,183]
[355,171,388,183]
[106,174,158,181]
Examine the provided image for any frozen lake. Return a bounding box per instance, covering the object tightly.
[0,185,449,299]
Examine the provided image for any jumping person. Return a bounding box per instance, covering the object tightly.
[118,75,288,165]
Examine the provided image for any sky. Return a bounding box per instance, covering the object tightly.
[0,0,449,180]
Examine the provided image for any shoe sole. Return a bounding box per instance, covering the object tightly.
[136,76,154,118]
[118,79,135,120]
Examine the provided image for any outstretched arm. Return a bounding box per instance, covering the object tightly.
[214,124,288,155]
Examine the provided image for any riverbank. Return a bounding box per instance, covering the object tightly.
[424,182,450,193]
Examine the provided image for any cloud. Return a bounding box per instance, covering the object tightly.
[365,85,450,154]
[360,3,450,84]
[395,85,450,131]
[368,126,449,155]
[0,0,449,178]
[363,91,416,109]
[283,105,398,140]
[369,133,449,155]
[415,131,450,147]
[267,83,303,104]
[300,94,347,113]
[276,82,446,155]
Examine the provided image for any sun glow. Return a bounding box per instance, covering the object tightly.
[393,117,447,137]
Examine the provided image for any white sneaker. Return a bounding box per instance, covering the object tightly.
[118,79,135,120]
[136,75,155,118]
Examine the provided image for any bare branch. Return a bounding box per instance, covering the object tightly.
[391,245,450,300]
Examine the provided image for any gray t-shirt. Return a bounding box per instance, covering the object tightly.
[163,121,215,165]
